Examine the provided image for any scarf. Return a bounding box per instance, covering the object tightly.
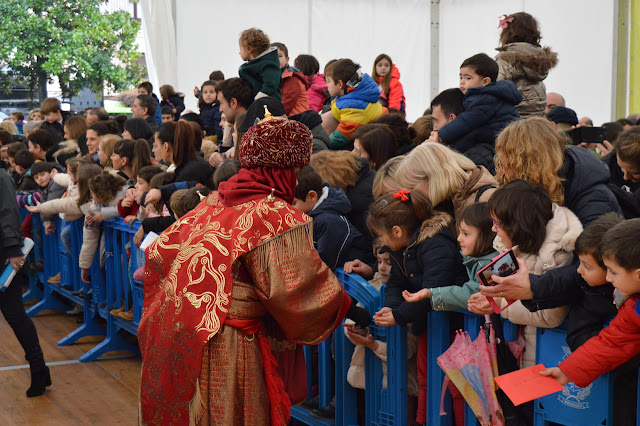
[218,167,297,206]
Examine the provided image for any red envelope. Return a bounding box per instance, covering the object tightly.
[494,364,564,406]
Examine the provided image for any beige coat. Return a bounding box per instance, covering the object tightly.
[38,175,83,222]
[495,204,583,367]
[495,43,558,119]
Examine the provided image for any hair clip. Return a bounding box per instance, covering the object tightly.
[197,190,206,201]
[379,199,389,208]
[393,189,411,202]
[498,14,513,29]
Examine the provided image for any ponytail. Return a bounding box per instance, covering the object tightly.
[367,189,433,236]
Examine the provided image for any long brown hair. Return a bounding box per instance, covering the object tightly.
[367,190,433,237]
[76,164,103,207]
[156,121,197,168]
[499,12,542,47]
[64,115,88,140]
[372,54,393,96]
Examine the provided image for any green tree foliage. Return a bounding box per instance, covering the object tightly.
[0,0,143,101]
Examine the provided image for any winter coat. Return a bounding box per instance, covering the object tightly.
[431,251,498,312]
[238,47,282,100]
[558,295,640,388]
[602,151,640,218]
[495,43,558,118]
[307,184,368,269]
[37,180,84,223]
[561,145,622,227]
[376,65,406,113]
[0,169,24,263]
[40,178,67,224]
[281,66,310,116]
[161,95,186,121]
[40,120,64,145]
[51,139,79,166]
[344,273,419,396]
[330,73,387,149]
[289,110,329,153]
[200,102,222,140]
[384,211,467,335]
[16,169,39,192]
[438,81,521,155]
[78,185,127,269]
[346,157,376,265]
[495,204,583,367]
[307,74,328,112]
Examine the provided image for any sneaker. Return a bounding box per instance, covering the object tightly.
[65,304,84,315]
[47,273,61,284]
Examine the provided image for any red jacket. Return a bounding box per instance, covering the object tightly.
[558,294,640,387]
[117,198,140,219]
[281,68,310,116]
[377,65,406,113]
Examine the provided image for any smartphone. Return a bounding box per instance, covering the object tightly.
[477,250,519,287]
[565,127,606,145]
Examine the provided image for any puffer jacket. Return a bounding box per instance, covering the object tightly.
[307,74,328,112]
[495,42,558,118]
[376,65,406,113]
[281,66,310,116]
[238,47,282,100]
[495,203,583,368]
[558,295,640,388]
[384,211,467,335]
[438,81,521,154]
[346,157,376,265]
[79,185,128,269]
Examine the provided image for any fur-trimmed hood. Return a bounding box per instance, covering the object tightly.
[52,139,79,160]
[495,43,558,82]
[415,210,455,245]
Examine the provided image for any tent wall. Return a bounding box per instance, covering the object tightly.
[143,0,624,124]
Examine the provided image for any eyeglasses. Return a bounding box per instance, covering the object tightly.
[492,219,502,230]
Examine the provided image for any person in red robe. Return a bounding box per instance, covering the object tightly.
[138,110,351,425]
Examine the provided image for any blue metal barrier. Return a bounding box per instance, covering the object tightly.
[534,325,614,425]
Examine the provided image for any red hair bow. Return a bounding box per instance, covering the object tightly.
[393,189,411,202]
[498,14,514,29]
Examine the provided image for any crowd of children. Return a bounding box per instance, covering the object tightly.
[1,10,640,426]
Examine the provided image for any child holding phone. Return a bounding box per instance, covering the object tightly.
[468,180,583,367]
[367,189,467,424]
[402,202,498,311]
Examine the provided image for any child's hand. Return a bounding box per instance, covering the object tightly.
[209,152,225,168]
[44,222,56,235]
[468,293,494,315]
[145,189,161,206]
[344,324,377,350]
[403,288,430,302]
[125,188,135,199]
[343,259,374,279]
[81,268,91,284]
[426,130,442,143]
[193,86,199,97]
[373,307,397,327]
[121,197,133,208]
[540,367,570,386]
[134,189,144,204]
[92,212,103,223]
[125,215,137,224]
[25,200,41,213]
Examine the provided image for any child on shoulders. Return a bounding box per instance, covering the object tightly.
[431,53,521,155]
[372,54,406,114]
[323,59,387,150]
[238,28,281,100]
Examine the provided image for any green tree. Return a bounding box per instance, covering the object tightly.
[0,0,143,102]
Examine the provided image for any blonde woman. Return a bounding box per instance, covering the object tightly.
[97,134,122,171]
[395,142,497,221]
[494,117,619,227]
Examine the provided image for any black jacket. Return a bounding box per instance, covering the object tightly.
[40,121,64,144]
[561,145,621,227]
[460,142,496,175]
[289,110,330,153]
[346,157,376,265]
[161,95,186,121]
[384,211,467,335]
[0,169,24,263]
[307,184,368,269]
[200,103,222,140]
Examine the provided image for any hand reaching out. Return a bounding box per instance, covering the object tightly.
[540,367,570,386]
[402,288,430,302]
[343,259,374,279]
[467,292,494,315]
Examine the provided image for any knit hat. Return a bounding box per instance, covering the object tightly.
[238,97,287,132]
[239,110,312,169]
[547,106,578,125]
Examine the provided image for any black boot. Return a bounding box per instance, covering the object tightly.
[27,366,51,397]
